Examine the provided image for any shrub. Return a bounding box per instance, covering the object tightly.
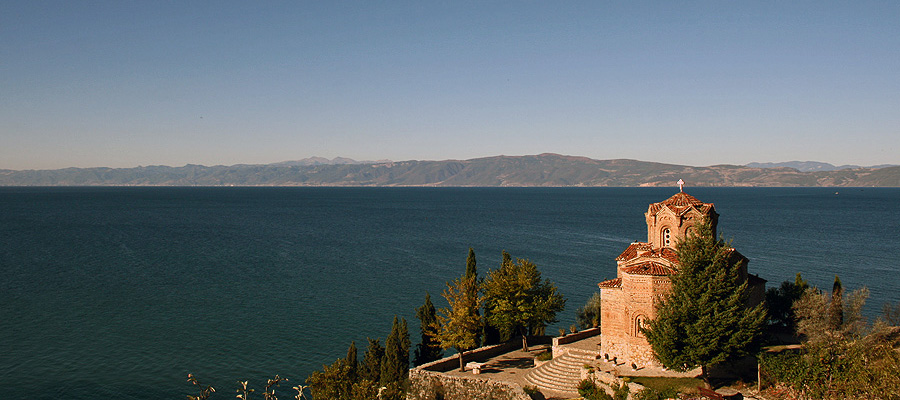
[535,350,552,361]
[632,387,679,400]
[611,382,630,400]
[577,379,612,400]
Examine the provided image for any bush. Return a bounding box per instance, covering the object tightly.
[535,350,552,361]
[577,379,612,400]
[632,387,679,400]
[523,385,540,396]
[759,286,900,399]
[576,292,602,329]
[611,382,629,400]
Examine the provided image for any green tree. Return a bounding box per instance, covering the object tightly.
[432,272,482,371]
[642,220,766,386]
[465,247,484,347]
[380,316,410,388]
[398,318,410,371]
[381,317,401,386]
[576,291,602,330]
[345,341,358,382]
[760,285,900,399]
[830,275,844,330]
[414,293,443,365]
[305,358,353,400]
[482,253,566,351]
[360,338,383,384]
[466,247,477,280]
[764,273,809,331]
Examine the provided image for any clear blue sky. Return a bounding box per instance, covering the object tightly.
[2,1,898,170]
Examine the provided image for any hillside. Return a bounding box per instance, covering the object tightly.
[2,154,899,187]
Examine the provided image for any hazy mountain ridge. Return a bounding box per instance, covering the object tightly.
[745,161,897,172]
[2,154,899,187]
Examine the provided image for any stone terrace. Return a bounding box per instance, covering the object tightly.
[412,332,701,400]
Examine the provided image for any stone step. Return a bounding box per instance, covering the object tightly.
[526,372,579,393]
[564,346,603,360]
[524,354,586,394]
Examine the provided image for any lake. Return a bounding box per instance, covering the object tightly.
[1,187,897,399]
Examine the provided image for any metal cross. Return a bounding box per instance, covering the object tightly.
[677,179,684,192]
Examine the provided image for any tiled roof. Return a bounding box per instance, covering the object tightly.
[648,247,679,263]
[648,192,714,216]
[616,242,651,261]
[622,261,677,276]
[616,243,678,264]
[598,278,622,288]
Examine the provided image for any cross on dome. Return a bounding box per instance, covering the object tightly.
[677,179,685,192]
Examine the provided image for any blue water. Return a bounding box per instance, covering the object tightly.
[1,187,898,399]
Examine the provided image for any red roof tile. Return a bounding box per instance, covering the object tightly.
[648,247,679,263]
[622,261,677,276]
[598,278,622,288]
[648,192,714,216]
[616,242,651,261]
[616,243,678,264]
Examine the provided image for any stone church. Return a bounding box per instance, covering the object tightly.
[597,189,766,367]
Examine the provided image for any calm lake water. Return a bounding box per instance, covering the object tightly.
[1,187,898,399]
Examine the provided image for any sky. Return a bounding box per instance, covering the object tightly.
[2,1,899,170]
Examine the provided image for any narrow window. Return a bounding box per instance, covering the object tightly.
[635,315,646,336]
[663,228,671,247]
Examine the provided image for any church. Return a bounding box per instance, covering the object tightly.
[597,187,766,367]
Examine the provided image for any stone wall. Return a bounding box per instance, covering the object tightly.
[551,327,600,358]
[417,337,551,373]
[581,369,646,400]
[407,369,532,400]
[408,337,552,400]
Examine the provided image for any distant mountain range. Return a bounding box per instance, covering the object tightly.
[745,161,897,172]
[2,154,898,187]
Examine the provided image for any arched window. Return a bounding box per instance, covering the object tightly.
[663,228,671,247]
[634,315,647,336]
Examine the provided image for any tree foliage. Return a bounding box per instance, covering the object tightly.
[482,252,566,351]
[576,291,602,330]
[884,301,900,326]
[760,285,900,399]
[642,220,766,385]
[305,358,353,400]
[360,338,383,384]
[464,247,483,347]
[414,292,443,366]
[345,341,358,382]
[432,272,482,371]
[380,316,410,388]
[306,330,408,400]
[764,273,809,331]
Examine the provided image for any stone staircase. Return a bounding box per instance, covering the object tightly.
[524,347,600,394]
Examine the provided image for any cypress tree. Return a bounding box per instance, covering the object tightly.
[414,293,443,365]
[360,338,383,384]
[345,341,358,382]
[464,247,483,347]
[466,247,477,279]
[831,275,844,330]
[398,318,410,374]
[379,315,400,386]
[643,219,766,387]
